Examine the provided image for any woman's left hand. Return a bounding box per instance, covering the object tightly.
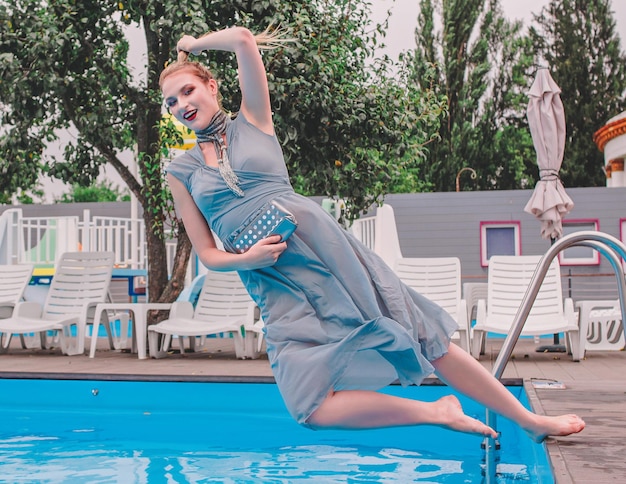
[242,235,287,269]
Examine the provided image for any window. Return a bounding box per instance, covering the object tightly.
[558,219,600,266]
[480,221,521,267]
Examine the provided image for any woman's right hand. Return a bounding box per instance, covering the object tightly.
[243,235,287,269]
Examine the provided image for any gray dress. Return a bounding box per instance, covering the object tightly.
[166,112,458,427]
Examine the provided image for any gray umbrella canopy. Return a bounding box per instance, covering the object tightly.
[523,68,574,240]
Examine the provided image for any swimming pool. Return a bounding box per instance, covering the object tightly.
[0,376,553,483]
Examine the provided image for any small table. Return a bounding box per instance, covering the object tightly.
[111,268,147,301]
[89,302,172,359]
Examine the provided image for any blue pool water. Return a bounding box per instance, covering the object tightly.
[0,378,553,483]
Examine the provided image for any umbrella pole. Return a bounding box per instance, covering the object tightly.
[536,334,566,353]
[536,236,567,353]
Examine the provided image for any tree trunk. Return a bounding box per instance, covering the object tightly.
[143,210,170,302]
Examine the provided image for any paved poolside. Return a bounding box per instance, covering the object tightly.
[1,336,625,483]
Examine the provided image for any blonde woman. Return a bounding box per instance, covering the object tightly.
[160,26,584,442]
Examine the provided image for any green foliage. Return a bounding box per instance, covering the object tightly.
[0,0,447,219]
[55,180,130,203]
[0,125,45,202]
[173,1,446,219]
[412,0,626,192]
[16,187,45,204]
[530,0,626,187]
[0,0,447,299]
[413,0,537,191]
[0,186,44,205]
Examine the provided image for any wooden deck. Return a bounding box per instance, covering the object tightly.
[1,336,625,483]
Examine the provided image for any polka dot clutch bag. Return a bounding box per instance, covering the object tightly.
[229,200,298,254]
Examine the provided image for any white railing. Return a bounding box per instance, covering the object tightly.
[19,215,79,265]
[348,204,403,268]
[165,232,177,273]
[349,214,376,251]
[84,215,145,269]
[2,208,207,282]
[0,209,21,265]
[0,208,150,271]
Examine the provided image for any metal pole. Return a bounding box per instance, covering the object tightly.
[455,167,477,192]
[482,231,626,483]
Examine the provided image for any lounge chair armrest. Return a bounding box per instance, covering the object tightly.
[0,301,15,315]
[475,299,487,325]
[14,301,43,318]
[242,302,258,329]
[246,318,265,333]
[170,301,194,319]
[564,297,576,323]
[77,301,100,324]
[457,299,469,326]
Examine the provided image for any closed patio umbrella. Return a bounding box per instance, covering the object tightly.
[524,68,574,353]
[523,68,574,240]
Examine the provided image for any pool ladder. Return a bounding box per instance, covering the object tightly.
[483,231,626,483]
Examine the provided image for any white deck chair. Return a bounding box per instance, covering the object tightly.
[471,255,581,361]
[148,270,261,359]
[349,204,402,268]
[0,264,35,348]
[394,257,470,352]
[0,264,34,318]
[462,282,488,324]
[0,252,115,355]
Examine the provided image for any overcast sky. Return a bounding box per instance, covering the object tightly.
[373,0,626,60]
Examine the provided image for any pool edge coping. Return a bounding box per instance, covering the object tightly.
[524,378,573,484]
[0,372,524,387]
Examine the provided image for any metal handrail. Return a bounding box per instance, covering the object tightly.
[491,231,626,380]
[483,231,626,482]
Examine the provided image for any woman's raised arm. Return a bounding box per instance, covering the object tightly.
[176,27,273,134]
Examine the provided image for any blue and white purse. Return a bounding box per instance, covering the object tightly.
[229,200,298,254]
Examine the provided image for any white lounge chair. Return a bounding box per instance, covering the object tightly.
[471,255,581,361]
[0,264,35,348]
[394,257,470,352]
[462,282,488,325]
[349,203,403,268]
[0,264,34,319]
[148,270,262,359]
[0,252,115,355]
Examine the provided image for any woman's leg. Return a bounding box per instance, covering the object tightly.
[307,344,584,442]
[431,344,585,442]
[307,389,498,437]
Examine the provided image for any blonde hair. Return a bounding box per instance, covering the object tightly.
[159,59,215,90]
[251,25,295,50]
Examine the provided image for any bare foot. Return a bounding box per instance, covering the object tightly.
[435,395,498,438]
[524,414,586,443]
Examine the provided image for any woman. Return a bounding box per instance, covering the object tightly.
[160,26,584,441]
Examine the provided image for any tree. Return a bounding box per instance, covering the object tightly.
[55,180,130,203]
[199,2,447,217]
[411,0,537,191]
[530,0,626,187]
[0,0,445,303]
[0,121,44,202]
